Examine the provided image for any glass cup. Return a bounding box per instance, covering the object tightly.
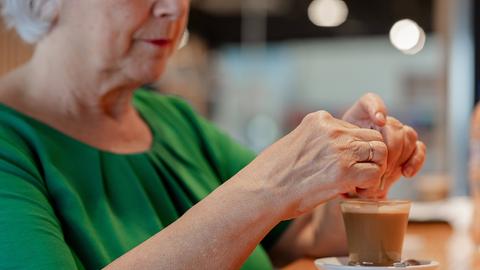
[340,200,411,266]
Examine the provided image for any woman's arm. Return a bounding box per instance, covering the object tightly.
[104,175,282,270]
[105,111,387,269]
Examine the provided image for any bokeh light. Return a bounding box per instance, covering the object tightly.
[308,0,349,28]
[389,19,426,55]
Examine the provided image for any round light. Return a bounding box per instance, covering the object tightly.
[308,0,349,28]
[403,29,426,55]
[389,19,426,55]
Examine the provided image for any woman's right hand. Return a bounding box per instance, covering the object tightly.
[241,110,388,220]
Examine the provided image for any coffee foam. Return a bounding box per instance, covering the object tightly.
[341,202,410,214]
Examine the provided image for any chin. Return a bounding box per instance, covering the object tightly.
[126,60,167,85]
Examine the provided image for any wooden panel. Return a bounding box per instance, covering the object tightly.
[0,20,33,76]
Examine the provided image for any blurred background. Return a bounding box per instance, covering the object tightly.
[0,0,476,201]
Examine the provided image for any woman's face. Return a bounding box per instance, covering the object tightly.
[58,0,190,84]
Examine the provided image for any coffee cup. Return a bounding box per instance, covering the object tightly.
[340,200,411,266]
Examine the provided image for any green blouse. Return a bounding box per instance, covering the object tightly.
[0,90,288,269]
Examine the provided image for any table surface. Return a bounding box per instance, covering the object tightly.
[282,222,480,270]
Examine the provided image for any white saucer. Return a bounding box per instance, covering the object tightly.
[314,257,439,270]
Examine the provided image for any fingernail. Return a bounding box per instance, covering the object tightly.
[404,167,413,177]
[375,112,386,123]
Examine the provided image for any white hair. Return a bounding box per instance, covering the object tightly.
[1,0,59,43]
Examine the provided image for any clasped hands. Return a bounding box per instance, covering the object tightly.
[342,93,426,199]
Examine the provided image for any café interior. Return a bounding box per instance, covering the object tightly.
[0,0,479,269]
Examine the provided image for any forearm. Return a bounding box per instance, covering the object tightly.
[104,176,282,270]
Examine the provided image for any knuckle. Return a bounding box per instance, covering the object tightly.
[316,110,332,120]
[302,111,332,125]
[326,126,344,140]
[345,142,360,158]
[352,141,362,154]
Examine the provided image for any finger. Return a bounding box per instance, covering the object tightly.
[360,93,388,127]
[404,125,418,141]
[349,140,387,165]
[386,116,403,127]
[402,141,426,177]
[350,128,383,142]
[348,162,383,189]
[398,125,418,164]
[380,124,403,172]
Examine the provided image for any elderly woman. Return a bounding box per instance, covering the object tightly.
[0,0,425,269]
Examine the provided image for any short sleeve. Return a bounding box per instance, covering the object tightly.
[168,96,292,251]
[0,131,81,270]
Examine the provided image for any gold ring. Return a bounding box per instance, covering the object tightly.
[367,141,374,162]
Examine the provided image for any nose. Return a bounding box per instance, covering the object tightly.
[152,0,183,20]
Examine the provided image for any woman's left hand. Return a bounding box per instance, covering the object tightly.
[342,93,427,198]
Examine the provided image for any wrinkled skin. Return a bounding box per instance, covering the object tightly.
[269,93,426,266]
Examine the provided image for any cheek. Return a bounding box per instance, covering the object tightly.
[97,3,151,54]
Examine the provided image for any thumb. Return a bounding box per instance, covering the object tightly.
[361,93,387,127]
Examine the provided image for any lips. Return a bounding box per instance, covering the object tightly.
[142,39,172,47]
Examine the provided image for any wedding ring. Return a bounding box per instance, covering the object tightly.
[367,141,374,162]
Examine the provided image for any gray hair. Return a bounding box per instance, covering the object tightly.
[1,0,59,43]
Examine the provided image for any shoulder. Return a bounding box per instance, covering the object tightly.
[0,104,39,151]
[0,105,45,188]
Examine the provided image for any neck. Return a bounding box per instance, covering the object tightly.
[0,37,154,154]
[19,37,141,122]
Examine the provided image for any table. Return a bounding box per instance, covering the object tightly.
[283,222,480,270]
